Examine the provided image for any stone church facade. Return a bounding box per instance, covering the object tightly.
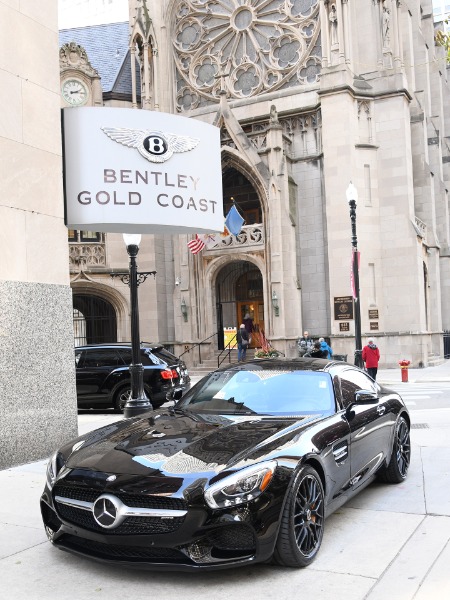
[60,0,450,368]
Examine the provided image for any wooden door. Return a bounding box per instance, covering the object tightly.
[237,302,264,349]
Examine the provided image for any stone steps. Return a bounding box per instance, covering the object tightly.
[188,349,255,378]
[427,354,445,367]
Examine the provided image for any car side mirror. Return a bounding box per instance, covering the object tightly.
[345,389,379,420]
[354,390,379,405]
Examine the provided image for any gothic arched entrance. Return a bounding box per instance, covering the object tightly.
[215,261,264,349]
[72,294,117,346]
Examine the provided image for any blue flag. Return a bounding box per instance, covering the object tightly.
[225,205,244,236]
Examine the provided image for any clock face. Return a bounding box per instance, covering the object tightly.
[62,78,89,106]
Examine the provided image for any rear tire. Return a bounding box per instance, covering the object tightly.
[112,383,152,413]
[274,465,325,568]
[378,415,410,483]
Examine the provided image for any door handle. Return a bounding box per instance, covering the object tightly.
[376,405,386,415]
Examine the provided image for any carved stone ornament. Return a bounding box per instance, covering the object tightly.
[173,0,321,111]
[59,42,99,78]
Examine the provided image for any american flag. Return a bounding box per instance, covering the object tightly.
[187,234,205,254]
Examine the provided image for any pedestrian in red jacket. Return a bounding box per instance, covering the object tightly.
[362,338,380,380]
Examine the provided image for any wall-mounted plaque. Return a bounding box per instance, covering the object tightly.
[334,296,354,321]
[368,309,379,319]
[339,322,350,332]
[370,322,379,330]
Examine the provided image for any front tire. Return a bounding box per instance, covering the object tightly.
[378,415,411,483]
[274,465,325,568]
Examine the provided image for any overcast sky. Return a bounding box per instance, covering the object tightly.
[59,0,129,29]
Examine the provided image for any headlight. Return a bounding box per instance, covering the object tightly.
[204,461,277,509]
[46,451,65,490]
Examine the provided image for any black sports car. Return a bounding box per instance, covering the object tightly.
[41,358,410,571]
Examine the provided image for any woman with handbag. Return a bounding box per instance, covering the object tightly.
[237,324,249,362]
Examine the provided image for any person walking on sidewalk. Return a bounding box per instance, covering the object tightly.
[237,324,249,362]
[362,338,380,380]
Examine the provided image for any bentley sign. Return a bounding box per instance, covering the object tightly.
[62,107,223,234]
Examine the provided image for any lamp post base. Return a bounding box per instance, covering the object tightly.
[124,399,153,419]
[354,349,364,369]
[124,363,153,418]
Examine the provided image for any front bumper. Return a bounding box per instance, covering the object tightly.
[40,475,285,571]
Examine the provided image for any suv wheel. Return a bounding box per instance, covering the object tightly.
[113,383,152,413]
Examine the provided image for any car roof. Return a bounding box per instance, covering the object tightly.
[215,357,345,373]
[75,342,162,351]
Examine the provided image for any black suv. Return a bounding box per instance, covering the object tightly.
[74,343,190,412]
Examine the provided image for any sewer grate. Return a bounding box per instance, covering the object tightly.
[411,423,429,429]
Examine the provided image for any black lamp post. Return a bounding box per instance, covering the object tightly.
[121,233,154,418]
[346,183,364,369]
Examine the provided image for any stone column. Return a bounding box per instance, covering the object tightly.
[143,41,151,109]
[391,0,402,68]
[342,0,351,65]
[319,0,330,68]
[130,44,137,108]
[375,0,383,67]
[152,47,159,110]
[336,0,345,64]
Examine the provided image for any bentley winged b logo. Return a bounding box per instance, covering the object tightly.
[101,127,200,163]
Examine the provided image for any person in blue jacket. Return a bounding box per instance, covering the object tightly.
[319,337,333,358]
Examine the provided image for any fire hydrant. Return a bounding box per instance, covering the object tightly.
[399,359,411,382]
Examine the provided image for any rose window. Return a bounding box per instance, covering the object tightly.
[173,0,321,110]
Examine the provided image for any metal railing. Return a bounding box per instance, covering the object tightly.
[217,335,237,368]
[179,332,218,365]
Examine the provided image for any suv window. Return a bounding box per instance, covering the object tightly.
[75,349,84,367]
[118,349,162,366]
[339,368,378,408]
[82,349,124,368]
[151,348,177,364]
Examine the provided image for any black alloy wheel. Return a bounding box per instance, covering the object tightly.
[378,415,411,483]
[274,465,325,567]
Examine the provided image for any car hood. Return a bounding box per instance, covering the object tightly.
[64,410,319,481]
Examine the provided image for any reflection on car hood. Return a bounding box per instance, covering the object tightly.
[65,410,320,478]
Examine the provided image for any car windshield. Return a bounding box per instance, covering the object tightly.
[176,368,336,416]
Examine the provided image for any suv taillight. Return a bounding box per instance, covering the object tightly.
[161,369,178,380]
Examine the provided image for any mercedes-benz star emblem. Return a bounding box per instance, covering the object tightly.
[93,494,121,529]
[101,127,200,164]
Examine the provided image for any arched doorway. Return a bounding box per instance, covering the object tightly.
[216,261,264,349]
[72,294,117,346]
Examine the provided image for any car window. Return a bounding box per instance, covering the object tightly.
[177,369,336,416]
[339,368,378,408]
[75,349,84,367]
[118,349,162,366]
[82,350,124,368]
[151,348,178,364]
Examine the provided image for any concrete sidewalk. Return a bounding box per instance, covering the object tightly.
[1,365,450,599]
[377,358,450,385]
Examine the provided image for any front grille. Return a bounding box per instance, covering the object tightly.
[55,504,184,535]
[53,484,187,535]
[54,484,188,511]
[58,534,187,563]
[207,525,256,552]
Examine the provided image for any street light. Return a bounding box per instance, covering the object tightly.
[346,182,363,369]
[122,233,153,417]
[272,291,280,316]
[180,297,188,322]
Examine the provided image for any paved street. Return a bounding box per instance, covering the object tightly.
[1,362,450,599]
